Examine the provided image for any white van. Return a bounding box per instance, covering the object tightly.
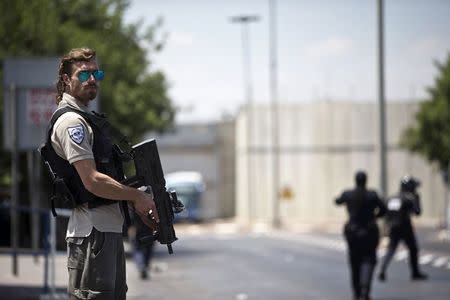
[166,171,205,222]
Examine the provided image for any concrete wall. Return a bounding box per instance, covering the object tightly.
[145,122,235,220]
[235,101,447,226]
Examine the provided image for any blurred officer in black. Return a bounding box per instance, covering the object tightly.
[132,210,156,280]
[378,176,428,281]
[335,171,386,300]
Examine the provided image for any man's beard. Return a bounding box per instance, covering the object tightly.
[85,84,98,101]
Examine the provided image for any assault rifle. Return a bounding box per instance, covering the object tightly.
[121,139,184,254]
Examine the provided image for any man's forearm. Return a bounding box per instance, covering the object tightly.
[74,158,143,204]
[73,158,157,222]
[85,170,142,203]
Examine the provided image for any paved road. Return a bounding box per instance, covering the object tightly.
[1,223,449,300]
[126,230,450,300]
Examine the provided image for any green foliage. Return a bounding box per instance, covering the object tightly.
[0,0,175,184]
[0,0,174,139]
[401,53,450,175]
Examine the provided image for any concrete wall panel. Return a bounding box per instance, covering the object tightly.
[235,101,447,226]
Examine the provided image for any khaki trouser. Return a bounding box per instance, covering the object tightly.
[67,228,127,300]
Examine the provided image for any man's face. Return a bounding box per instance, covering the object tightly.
[65,60,100,105]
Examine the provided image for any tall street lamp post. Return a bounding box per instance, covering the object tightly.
[269,0,280,228]
[377,0,388,198]
[230,15,260,224]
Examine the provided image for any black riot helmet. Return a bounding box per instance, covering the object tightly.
[355,170,367,188]
[400,175,421,193]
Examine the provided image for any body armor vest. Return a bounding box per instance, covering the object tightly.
[42,107,126,209]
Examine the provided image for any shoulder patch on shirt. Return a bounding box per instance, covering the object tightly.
[387,198,401,211]
[67,125,85,144]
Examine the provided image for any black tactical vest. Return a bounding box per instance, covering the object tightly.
[43,107,126,209]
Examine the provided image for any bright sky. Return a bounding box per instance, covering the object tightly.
[123,0,450,124]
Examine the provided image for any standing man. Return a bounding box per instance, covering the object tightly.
[46,47,159,299]
[378,176,428,281]
[132,211,156,280]
[335,171,386,300]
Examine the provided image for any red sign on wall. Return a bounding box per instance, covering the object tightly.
[26,88,57,125]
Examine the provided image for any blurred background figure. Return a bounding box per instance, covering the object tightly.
[335,170,387,300]
[378,175,428,282]
[131,212,156,280]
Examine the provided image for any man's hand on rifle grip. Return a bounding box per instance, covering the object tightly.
[132,189,160,230]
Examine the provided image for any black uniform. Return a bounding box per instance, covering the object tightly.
[335,171,386,300]
[132,210,155,280]
[378,176,427,281]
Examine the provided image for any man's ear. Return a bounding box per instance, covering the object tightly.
[62,74,71,86]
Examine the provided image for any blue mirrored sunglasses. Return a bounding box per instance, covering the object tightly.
[77,70,105,82]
